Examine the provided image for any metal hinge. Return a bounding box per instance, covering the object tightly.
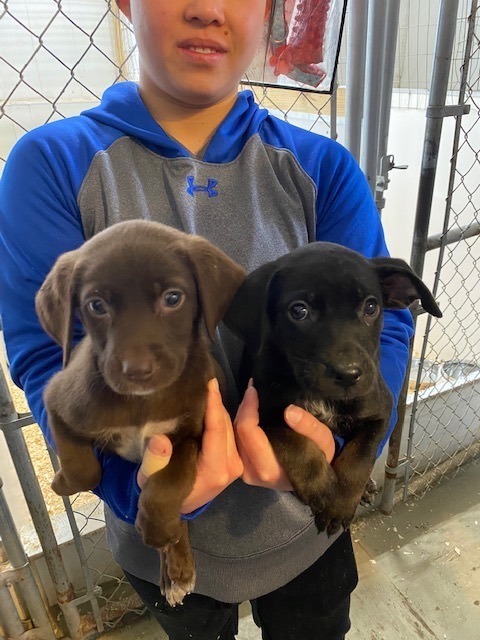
[426,104,471,118]
[384,455,413,476]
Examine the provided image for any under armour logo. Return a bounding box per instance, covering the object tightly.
[186,176,218,198]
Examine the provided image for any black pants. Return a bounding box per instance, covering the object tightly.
[123,530,358,640]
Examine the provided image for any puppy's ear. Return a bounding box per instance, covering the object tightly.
[185,238,246,341]
[35,251,80,367]
[371,257,442,318]
[223,261,279,354]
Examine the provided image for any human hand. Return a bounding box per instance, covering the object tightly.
[137,379,243,514]
[180,378,244,513]
[234,382,335,491]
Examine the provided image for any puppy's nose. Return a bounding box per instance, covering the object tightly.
[121,357,155,381]
[329,363,362,388]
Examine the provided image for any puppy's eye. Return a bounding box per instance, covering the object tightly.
[164,290,184,308]
[87,298,108,316]
[289,302,309,321]
[364,298,379,317]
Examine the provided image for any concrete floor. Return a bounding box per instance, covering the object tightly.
[99,458,480,639]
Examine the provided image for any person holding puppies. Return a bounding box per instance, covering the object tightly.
[0,1,414,638]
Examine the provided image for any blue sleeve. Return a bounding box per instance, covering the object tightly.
[315,140,414,457]
[0,130,144,524]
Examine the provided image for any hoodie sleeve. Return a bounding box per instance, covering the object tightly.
[0,129,145,525]
[315,140,414,457]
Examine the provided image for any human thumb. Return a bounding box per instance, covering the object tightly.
[137,434,173,488]
[284,405,335,463]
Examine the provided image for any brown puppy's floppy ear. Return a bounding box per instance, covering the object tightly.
[185,238,246,341]
[35,250,80,367]
[371,257,442,318]
[223,261,279,355]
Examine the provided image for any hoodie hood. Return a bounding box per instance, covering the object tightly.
[82,81,269,163]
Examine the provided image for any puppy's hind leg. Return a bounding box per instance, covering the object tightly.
[49,413,101,496]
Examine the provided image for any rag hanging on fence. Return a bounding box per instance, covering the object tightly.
[269,0,331,88]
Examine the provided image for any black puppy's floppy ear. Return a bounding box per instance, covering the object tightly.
[371,257,442,317]
[35,250,80,367]
[185,237,246,341]
[223,261,279,354]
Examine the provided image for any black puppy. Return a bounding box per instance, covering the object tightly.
[224,242,442,535]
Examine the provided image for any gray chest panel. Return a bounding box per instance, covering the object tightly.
[78,134,317,273]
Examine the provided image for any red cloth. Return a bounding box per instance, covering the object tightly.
[269,0,331,85]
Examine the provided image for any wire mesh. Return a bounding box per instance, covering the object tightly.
[404,0,480,498]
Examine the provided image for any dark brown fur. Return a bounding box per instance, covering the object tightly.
[225,242,442,536]
[35,220,246,605]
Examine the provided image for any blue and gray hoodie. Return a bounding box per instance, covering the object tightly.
[0,82,413,602]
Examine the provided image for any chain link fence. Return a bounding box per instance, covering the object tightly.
[1,0,479,638]
[401,0,480,500]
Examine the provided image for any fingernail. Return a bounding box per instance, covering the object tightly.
[208,378,219,393]
[246,378,256,396]
[147,435,172,457]
[147,437,170,457]
[286,405,302,425]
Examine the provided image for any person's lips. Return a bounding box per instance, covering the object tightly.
[178,39,228,59]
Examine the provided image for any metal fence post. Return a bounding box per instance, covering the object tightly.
[361,0,389,193]
[0,584,25,640]
[344,0,369,161]
[380,0,461,514]
[0,367,82,639]
[0,476,57,640]
[410,0,461,279]
[375,0,404,213]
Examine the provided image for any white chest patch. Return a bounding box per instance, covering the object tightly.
[301,399,338,432]
[94,418,179,463]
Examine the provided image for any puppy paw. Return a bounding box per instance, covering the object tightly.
[159,548,196,607]
[51,469,100,496]
[162,574,196,607]
[360,478,378,506]
[313,510,330,534]
[326,518,343,537]
[314,508,355,536]
[51,471,75,496]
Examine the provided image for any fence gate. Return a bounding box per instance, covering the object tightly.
[401,0,480,501]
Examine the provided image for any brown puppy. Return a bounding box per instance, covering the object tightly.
[225,242,442,536]
[35,220,246,605]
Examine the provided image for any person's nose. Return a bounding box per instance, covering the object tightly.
[184,0,226,26]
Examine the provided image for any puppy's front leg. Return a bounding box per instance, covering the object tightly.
[317,420,386,535]
[266,427,338,517]
[49,412,102,496]
[159,523,196,607]
[136,437,199,547]
[136,437,199,605]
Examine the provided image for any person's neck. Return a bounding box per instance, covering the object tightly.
[139,84,239,157]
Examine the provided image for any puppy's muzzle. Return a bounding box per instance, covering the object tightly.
[102,344,184,395]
